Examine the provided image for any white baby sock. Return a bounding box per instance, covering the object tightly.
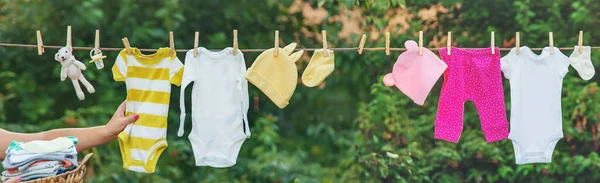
[569,46,595,80]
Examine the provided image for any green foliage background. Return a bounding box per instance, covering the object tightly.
[0,0,599,182]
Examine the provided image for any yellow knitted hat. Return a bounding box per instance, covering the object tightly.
[246,43,304,108]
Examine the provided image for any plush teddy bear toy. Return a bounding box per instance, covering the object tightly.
[55,47,95,100]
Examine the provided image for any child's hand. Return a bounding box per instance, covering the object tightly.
[105,101,139,137]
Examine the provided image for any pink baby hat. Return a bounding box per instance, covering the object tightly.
[383,40,447,105]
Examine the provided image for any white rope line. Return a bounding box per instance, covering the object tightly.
[0,43,598,53]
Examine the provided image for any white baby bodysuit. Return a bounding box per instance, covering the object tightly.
[501,46,569,165]
[178,47,250,168]
[569,46,595,80]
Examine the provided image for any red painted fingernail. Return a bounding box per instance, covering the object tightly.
[134,114,139,120]
[16,176,22,181]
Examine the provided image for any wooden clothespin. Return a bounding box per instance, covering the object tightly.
[447,31,451,56]
[122,37,131,55]
[491,31,495,54]
[578,30,583,54]
[66,26,72,50]
[233,29,238,56]
[357,34,366,54]
[94,30,100,55]
[36,30,44,55]
[322,30,328,57]
[274,30,279,57]
[194,31,199,57]
[516,32,520,55]
[549,32,554,54]
[419,31,423,56]
[385,32,390,56]
[169,31,175,56]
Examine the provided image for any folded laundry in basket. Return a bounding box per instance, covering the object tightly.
[1,137,79,181]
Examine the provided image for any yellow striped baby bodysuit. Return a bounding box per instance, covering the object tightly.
[112,47,183,173]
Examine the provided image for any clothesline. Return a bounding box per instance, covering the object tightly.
[0,43,599,53]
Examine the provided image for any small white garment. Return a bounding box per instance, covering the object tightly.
[569,46,595,80]
[20,137,76,154]
[6,149,76,165]
[501,47,569,164]
[179,47,250,168]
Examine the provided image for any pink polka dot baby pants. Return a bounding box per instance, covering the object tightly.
[435,47,509,143]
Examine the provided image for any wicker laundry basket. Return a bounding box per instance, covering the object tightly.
[21,153,93,183]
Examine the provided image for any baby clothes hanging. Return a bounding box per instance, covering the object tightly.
[501,46,569,164]
[302,49,334,87]
[245,43,304,109]
[569,46,595,80]
[383,40,447,105]
[179,47,250,168]
[112,47,184,173]
[435,47,509,143]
